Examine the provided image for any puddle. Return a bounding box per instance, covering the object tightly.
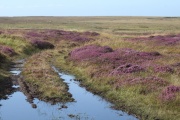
[52,66,138,120]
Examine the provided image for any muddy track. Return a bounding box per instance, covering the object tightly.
[12,60,72,105]
[10,60,38,107]
[18,76,36,103]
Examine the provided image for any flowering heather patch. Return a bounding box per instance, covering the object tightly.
[45,29,75,36]
[56,31,94,42]
[30,39,54,49]
[83,31,100,36]
[24,30,98,43]
[25,31,49,41]
[97,50,123,65]
[115,77,168,90]
[116,48,161,60]
[154,66,174,73]
[69,45,113,61]
[26,31,42,38]
[98,48,161,67]
[160,85,180,101]
[40,30,66,39]
[69,45,162,77]
[46,30,99,37]
[131,34,180,45]
[136,51,161,57]
[110,64,144,75]
[20,29,100,44]
[4,30,16,35]
[63,34,92,42]
[0,45,16,56]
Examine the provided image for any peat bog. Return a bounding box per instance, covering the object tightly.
[0,17,180,120]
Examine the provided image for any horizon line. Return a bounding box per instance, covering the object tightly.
[0,15,180,18]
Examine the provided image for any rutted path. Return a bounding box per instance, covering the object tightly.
[0,60,138,120]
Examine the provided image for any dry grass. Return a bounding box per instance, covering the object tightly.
[22,51,73,103]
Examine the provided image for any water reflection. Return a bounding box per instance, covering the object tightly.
[0,63,138,120]
[52,67,138,120]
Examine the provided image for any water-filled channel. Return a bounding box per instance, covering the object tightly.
[0,61,138,120]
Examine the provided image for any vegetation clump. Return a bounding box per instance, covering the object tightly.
[0,53,6,63]
[154,66,174,73]
[69,45,113,61]
[115,76,168,89]
[25,30,99,42]
[110,64,145,75]
[69,45,162,78]
[0,45,16,56]
[160,85,180,101]
[30,39,54,49]
[83,31,100,36]
[132,34,180,45]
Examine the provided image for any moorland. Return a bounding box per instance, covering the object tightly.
[0,17,180,120]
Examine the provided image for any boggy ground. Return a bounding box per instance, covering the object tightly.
[0,17,180,120]
[0,29,99,103]
[22,52,74,103]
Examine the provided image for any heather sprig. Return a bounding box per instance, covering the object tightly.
[159,85,180,101]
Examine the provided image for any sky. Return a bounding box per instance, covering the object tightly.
[0,0,180,16]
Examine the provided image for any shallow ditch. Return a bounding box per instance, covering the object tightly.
[0,60,138,120]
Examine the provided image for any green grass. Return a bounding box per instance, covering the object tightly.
[0,35,39,56]
[0,33,39,83]
[1,17,180,34]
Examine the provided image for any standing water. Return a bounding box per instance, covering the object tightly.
[0,60,138,120]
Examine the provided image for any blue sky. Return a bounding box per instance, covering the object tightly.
[0,0,179,16]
